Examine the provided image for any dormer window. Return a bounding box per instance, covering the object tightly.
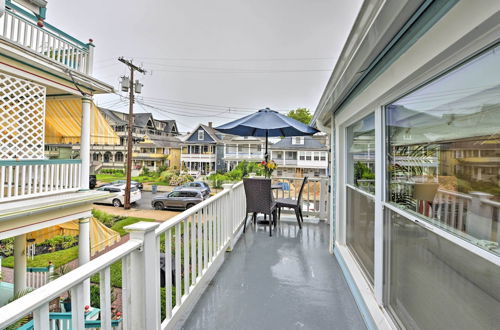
[292,137,304,145]
[198,130,204,140]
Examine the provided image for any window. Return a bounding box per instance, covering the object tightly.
[197,130,204,140]
[305,152,311,161]
[386,44,500,255]
[115,152,124,162]
[292,137,304,145]
[347,113,375,193]
[299,153,305,161]
[320,153,326,161]
[313,152,319,161]
[346,113,376,284]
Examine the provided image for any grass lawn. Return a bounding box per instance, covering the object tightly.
[1,246,78,268]
[96,173,125,182]
[110,217,155,236]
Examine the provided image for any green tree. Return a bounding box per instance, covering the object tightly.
[287,108,312,124]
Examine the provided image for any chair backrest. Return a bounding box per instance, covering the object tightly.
[243,178,273,214]
[297,176,308,203]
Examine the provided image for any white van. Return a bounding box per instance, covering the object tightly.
[96,184,141,207]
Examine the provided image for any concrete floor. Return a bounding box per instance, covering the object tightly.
[182,220,367,330]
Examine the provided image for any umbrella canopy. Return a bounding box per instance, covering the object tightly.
[215,107,319,161]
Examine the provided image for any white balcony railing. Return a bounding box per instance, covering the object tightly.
[0,159,82,203]
[272,176,329,219]
[0,2,93,74]
[0,181,247,329]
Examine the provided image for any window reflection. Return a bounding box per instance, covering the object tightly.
[386,44,500,255]
[347,113,375,193]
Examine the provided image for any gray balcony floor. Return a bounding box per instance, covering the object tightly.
[182,218,367,330]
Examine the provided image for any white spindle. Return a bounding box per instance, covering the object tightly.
[197,212,202,277]
[7,166,13,197]
[164,230,172,319]
[121,254,131,330]
[33,303,49,330]
[13,166,19,196]
[203,207,208,269]
[99,267,112,330]
[50,164,55,191]
[190,215,197,283]
[174,223,181,306]
[183,220,190,295]
[27,165,32,195]
[71,283,85,329]
[0,166,5,199]
[208,203,213,262]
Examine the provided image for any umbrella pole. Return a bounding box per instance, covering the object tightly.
[265,131,269,162]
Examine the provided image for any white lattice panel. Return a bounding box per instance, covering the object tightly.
[0,72,46,159]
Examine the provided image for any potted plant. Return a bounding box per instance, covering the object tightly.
[257,160,277,178]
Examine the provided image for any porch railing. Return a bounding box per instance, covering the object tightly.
[0,159,82,203]
[0,181,247,330]
[272,176,329,220]
[0,2,93,74]
[392,183,500,243]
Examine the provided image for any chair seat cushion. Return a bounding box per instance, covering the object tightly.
[275,198,298,207]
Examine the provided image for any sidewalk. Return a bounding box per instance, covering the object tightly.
[93,204,179,222]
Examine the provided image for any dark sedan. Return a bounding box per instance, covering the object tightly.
[152,188,206,210]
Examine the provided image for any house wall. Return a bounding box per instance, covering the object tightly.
[321,1,500,329]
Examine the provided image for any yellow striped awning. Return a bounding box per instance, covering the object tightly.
[26,218,121,256]
[45,98,120,145]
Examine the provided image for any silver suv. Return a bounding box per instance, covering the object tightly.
[152,188,205,210]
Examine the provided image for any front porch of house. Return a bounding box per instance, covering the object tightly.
[0,180,369,330]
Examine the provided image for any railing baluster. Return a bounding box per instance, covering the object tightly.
[0,166,5,199]
[122,254,131,330]
[204,205,208,269]
[7,166,13,197]
[208,202,213,261]
[33,303,49,330]
[27,165,32,195]
[458,198,464,231]
[164,230,172,319]
[71,283,85,329]
[175,223,181,306]
[197,211,202,277]
[190,215,197,284]
[99,267,112,330]
[13,166,19,196]
[183,220,190,295]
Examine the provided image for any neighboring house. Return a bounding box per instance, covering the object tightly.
[181,123,225,175]
[270,136,328,178]
[0,0,113,307]
[48,108,182,172]
[223,136,265,171]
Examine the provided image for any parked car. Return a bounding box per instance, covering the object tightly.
[152,188,206,210]
[99,180,143,190]
[96,184,142,207]
[173,181,211,196]
[89,175,97,189]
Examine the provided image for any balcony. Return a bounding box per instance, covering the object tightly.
[0,2,93,74]
[0,180,367,330]
[181,153,216,162]
[133,153,166,160]
[0,159,82,203]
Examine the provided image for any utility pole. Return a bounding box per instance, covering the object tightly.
[118,57,146,209]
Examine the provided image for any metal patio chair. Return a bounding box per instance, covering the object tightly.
[243,178,277,236]
[276,177,308,229]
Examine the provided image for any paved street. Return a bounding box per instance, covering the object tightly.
[93,191,180,221]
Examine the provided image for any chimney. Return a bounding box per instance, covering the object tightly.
[208,122,213,128]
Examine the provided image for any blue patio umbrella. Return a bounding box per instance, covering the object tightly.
[215,107,319,161]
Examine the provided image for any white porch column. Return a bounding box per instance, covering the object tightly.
[79,218,91,306]
[80,96,92,190]
[13,234,27,295]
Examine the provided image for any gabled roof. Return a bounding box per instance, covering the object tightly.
[184,124,223,143]
[270,136,327,150]
[155,119,179,134]
[134,113,155,129]
[99,108,128,125]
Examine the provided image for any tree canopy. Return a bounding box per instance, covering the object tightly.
[287,108,312,124]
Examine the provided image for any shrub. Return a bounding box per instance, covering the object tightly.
[92,209,121,227]
[0,238,14,257]
[140,167,151,176]
[90,284,116,309]
[99,169,124,175]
